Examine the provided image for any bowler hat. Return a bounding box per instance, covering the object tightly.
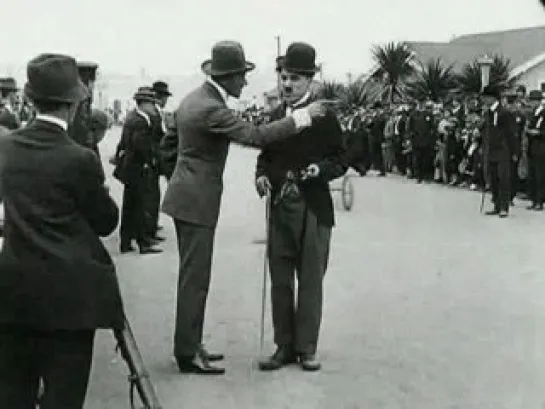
[0,77,18,92]
[152,81,172,96]
[201,41,255,76]
[528,90,544,101]
[133,86,156,103]
[24,54,88,103]
[481,85,500,99]
[279,42,320,75]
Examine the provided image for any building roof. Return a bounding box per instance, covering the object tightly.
[406,25,545,74]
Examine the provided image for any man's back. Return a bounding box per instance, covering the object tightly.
[0,119,123,330]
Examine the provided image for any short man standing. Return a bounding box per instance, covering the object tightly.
[0,53,124,409]
[255,42,347,372]
[161,41,328,375]
[481,86,517,218]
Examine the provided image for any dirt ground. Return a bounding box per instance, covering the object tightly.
[84,127,545,409]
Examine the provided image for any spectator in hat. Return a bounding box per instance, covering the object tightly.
[0,53,123,409]
[161,40,329,375]
[114,87,163,255]
[480,85,518,217]
[144,80,173,241]
[0,77,21,130]
[525,90,545,210]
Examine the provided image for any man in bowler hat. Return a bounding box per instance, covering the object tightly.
[115,87,163,254]
[0,53,124,409]
[525,90,545,210]
[161,40,330,375]
[142,80,173,242]
[255,42,347,372]
[481,85,518,217]
[0,77,22,130]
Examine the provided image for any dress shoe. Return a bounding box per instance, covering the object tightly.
[258,346,297,371]
[150,235,166,242]
[485,209,500,216]
[499,210,508,218]
[175,354,225,375]
[199,345,224,362]
[139,245,162,255]
[120,244,136,253]
[299,353,321,372]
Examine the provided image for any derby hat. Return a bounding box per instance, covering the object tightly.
[152,81,172,96]
[528,90,544,101]
[133,86,156,102]
[481,85,501,99]
[201,41,255,76]
[279,42,320,75]
[24,54,88,103]
[0,77,18,92]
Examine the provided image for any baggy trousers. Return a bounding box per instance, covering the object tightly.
[172,219,216,357]
[268,195,331,355]
[0,326,95,409]
[488,160,511,212]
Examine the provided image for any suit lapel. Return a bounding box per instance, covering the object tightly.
[202,82,226,106]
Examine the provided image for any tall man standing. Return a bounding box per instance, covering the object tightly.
[255,42,347,372]
[0,53,124,409]
[161,41,329,375]
[525,90,545,211]
[481,86,517,218]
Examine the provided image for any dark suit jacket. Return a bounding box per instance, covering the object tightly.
[527,108,545,158]
[482,105,517,163]
[0,107,20,130]
[114,109,155,185]
[255,103,347,227]
[0,119,124,330]
[408,110,436,147]
[161,81,302,228]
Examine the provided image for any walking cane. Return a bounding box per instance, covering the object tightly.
[259,190,271,355]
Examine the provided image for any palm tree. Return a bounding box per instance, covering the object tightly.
[371,41,415,102]
[344,80,368,108]
[407,58,456,101]
[456,54,513,95]
[315,80,346,100]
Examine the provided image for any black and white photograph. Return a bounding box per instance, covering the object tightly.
[1,0,545,408]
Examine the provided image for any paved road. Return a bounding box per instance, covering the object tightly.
[85,127,545,409]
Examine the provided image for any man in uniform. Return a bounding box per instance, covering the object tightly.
[0,78,22,130]
[115,87,163,254]
[481,85,518,218]
[408,100,436,183]
[255,42,347,372]
[161,41,329,375]
[525,90,545,210]
[0,53,124,409]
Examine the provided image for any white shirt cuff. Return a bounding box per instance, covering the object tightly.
[291,108,312,129]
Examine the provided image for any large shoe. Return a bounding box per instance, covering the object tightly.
[299,353,322,372]
[139,244,162,254]
[175,354,225,375]
[199,344,224,362]
[258,346,297,371]
[485,209,500,216]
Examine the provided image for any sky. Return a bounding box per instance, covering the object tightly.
[1,0,545,101]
